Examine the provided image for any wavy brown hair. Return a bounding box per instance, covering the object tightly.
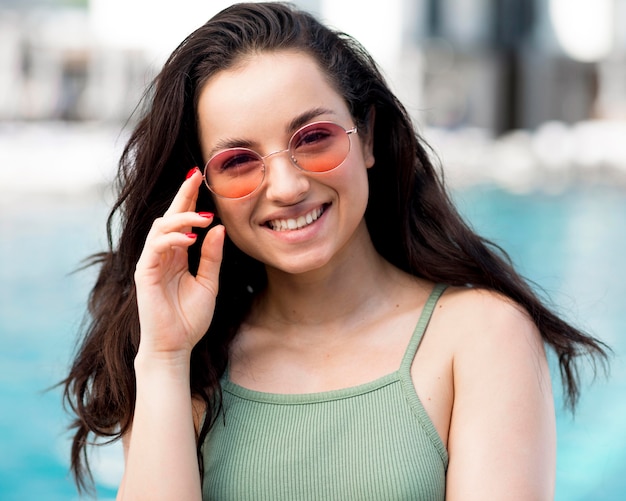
[62,1,609,493]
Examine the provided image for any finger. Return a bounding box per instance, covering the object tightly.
[164,167,203,217]
[136,231,198,272]
[148,211,214,239]
[195,225,225,294]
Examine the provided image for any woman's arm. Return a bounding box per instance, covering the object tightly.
[445,290,556,500]
[117,355,201,501]
[116,169,225,501]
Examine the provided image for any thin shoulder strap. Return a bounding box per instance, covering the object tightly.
[399,283,447,373]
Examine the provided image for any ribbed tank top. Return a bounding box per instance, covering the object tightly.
[202,284,448,500]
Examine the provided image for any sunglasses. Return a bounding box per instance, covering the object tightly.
[203,121,358,199]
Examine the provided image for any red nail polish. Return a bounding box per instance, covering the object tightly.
[198,212,214,218]
[186,167,199,179]
[185,232,197,238]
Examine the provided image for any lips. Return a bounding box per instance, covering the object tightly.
[266,205,327,232]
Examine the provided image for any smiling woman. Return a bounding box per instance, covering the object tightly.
[197,51,373,275]
[61,3,609,500]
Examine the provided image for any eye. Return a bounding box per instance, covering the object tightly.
[293,125,334,151]
[215,149,261,174]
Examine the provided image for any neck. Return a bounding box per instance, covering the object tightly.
[252,228,402,329]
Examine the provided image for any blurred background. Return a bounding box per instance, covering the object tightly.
[0,0,624,499]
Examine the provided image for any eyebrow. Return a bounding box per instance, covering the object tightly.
[207,107,337,158]
[287,107,336,133]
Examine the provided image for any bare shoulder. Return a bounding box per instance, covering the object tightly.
[439,285,534,325]
[436,287,556,500]
[435,286,544,356]
[435,286,551,395]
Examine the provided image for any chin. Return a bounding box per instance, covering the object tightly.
[266,254,331,276]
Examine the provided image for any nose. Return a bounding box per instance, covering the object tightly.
[262,150,310,204]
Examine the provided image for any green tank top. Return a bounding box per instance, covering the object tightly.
[202,284,448,500]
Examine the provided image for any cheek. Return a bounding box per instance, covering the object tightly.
[214,200,258,249]
[335,155,370,201]
[213,199,240,234]
[213,196,249,223]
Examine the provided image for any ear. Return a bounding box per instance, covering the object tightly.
[361,106,376,169]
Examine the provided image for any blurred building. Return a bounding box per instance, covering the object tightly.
[0,0,625,130]
[416,0,626,134]
[0,0,152,121]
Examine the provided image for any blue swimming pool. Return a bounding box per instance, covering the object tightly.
[0,184,624,500]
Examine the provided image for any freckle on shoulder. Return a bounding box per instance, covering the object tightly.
[436,286,538,343]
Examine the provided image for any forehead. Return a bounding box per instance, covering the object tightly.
[196,50,350,144]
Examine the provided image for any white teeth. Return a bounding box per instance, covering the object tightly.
[268,207,324,232]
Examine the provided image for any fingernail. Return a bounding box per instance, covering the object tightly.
[186,167,199,179]
[198,212,214,218]
[185,232,197,238]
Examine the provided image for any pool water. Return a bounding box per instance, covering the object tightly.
[0,185,624,500]
[456,186,626,500]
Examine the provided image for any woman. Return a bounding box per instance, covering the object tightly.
[63,3,608,500]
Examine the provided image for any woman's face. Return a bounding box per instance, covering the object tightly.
[197,50,375,275]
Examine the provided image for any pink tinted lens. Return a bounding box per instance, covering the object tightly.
[205,148,264,198]
[291,122,350,172]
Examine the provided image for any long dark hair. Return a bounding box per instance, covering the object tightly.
[62,1,609,493]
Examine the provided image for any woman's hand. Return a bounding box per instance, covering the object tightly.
[134,167,225,359]
[119,170,219,501]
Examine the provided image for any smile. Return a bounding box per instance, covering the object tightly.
[266,205,327,232]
